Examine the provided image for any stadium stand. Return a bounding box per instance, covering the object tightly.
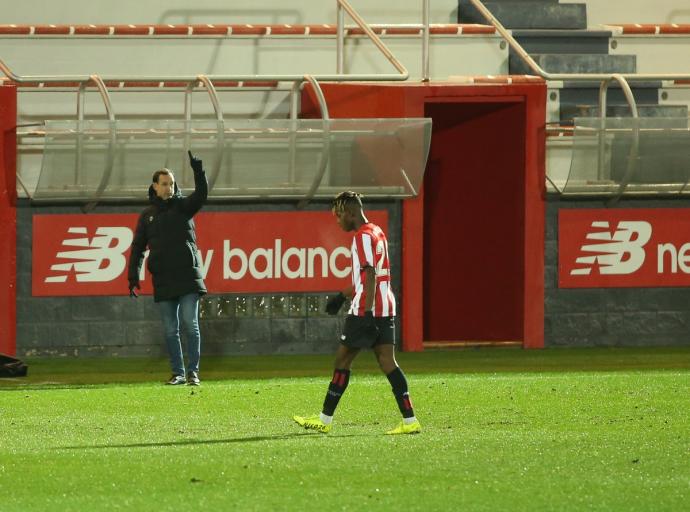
[3,0,690,357]
[459,0,689,124]
[457,1,689,190]
[4,1,689,195]
[0,21,506,196]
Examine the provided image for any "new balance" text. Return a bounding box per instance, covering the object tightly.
[223,240,350,280]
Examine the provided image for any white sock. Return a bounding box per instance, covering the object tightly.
[403,416,417,425]
[319,413,333,425]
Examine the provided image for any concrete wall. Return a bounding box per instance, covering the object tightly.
[16,200,402,357]
[545,196,690,347]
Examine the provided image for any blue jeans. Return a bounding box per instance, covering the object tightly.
[157,293,201,377]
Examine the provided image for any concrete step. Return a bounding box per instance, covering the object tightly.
[458,1,587,30]
[510,53,636,74]
[512,29,612,55]
[559,81,661,108]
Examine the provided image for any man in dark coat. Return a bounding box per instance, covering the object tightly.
[128,151,208,386]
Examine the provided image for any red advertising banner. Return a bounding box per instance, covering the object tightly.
[32,211,388,296]
[559,208,690,288]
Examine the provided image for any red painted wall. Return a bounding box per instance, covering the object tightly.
[302,82,546,350]
[0,85,17,356]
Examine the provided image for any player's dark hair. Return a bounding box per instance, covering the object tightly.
[332,191,363,214]
[152,169,174,183]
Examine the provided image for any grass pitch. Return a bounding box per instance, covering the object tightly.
[1,347,689,511]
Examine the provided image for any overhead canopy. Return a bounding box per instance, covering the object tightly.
[563,117,690,197]
[33,118,432,203]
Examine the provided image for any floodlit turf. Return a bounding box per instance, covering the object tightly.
[1,348,689,511]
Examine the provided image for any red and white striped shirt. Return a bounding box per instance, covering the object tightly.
[348,222,396,317]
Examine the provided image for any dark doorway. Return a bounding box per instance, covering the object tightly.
[423,100,526,343]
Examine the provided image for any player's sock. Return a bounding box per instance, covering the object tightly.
[322,368,351,416]
[319,413,333,425]
[386,366,415,418]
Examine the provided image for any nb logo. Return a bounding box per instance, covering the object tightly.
[45,227,133,283]
[570,221,652,276]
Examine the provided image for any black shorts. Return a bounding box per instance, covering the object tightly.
[340,314,395,349]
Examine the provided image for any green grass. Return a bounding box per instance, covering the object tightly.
[1,348,689,511]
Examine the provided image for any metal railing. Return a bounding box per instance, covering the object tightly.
[1,0,428,208]
[337,0,431,80]
[469,0,690,200]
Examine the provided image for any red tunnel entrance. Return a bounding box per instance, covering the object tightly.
[423,100,526,344]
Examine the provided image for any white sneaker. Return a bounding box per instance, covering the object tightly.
[166,375,186,385]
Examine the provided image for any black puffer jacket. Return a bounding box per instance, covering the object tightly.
[128,167,208,302]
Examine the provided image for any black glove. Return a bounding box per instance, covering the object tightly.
[188,150,203,173]
[325,292,346,315]
[128,280,140,298]
[362,311,378,336]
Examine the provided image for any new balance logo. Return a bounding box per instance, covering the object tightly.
[570,221,652,276]
[45,227,133,283]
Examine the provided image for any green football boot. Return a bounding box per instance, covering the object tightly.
[385,419,422,435]
[293,414,332,433]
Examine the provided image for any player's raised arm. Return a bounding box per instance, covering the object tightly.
[183,150,208,215]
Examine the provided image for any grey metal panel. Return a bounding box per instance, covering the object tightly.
[510,53,637,75]
[459,1,586,30]
[512,30,612,55]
